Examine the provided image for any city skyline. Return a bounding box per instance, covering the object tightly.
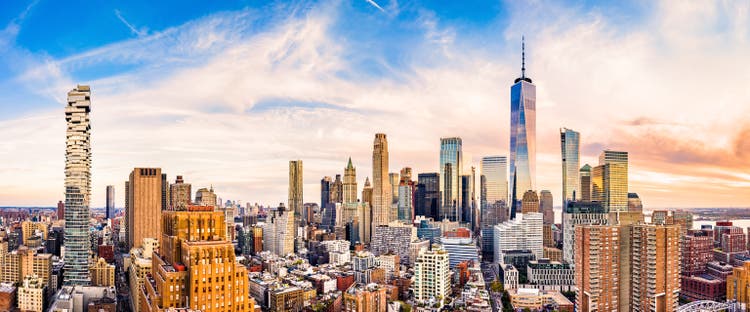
[2,1,750,208]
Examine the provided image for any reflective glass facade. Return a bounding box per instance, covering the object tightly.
[64,85,92,285]
[509,80,536,207]
[439,137,462,222]
[592,150,628,212]
[560,128,580,205]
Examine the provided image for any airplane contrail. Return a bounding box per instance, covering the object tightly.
[365,0,386,13]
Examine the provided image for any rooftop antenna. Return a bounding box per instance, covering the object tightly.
[521,36,526,79]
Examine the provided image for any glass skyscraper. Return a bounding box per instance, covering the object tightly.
[64,85,92,285]
[480,156,508,209]
[509,39,536,218]
[439,137,462,222]
[560,128,580,205]
[592,150,628,212]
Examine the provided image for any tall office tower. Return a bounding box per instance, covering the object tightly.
[343,158,358,204]
[560,128,580,205]
[263,204,295,256]
[358,202,372,244]
[627,193,643,212]
[398,176,415,222]
[127,168,164,250]
[539,190,553,225]
[330,174,343,204]
[413,246,451,308]
[509,39,536,219]
[142,206,254,312]
[64,85,92,286]
[480,156,508,209]
[57,201,65,220]
[105,185,115,220]
[460,175,472,225]
[361,177,373,204]
[630,224,680,312]
[161,173,169,210]
[521,190,539,214]
[593,150,628,212]
[439,137,462,222]
[169,175,192,210]
[194,187,216,207]
[579,165,592,202]
[415,173,440,220]
[289,160,304,227]
[372,133,391,226]
[389,172,400,222]
[493,212,544,262]
[321,176,332,208]
[563,201,609,265]
[575,225,620,312]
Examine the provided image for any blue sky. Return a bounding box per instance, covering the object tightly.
[1,0,749,208]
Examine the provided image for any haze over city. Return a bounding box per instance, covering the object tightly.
[1,0,749,208]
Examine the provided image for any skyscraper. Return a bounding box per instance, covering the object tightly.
[579,164,592,202]
[263,204,295,256]
[439,137,462,222]
[560,128,580,205]
[593,150,628,212]
[481,156,508,208]
[321,176,332,208]
[330,174,343,204]
[539,190,553,225]
[289,160,303,226]
[415,173,440,220]
[627,192,643,212]
[343,158,358,204]
[105,185,115,220]
[127,168,164,250]
[64,85,92,285]
[398,172,415,222]
[389,172,400,222]
[169,175,191,210]
[509,38,536,218]
[372,133,391,226]
[413,247,451,308]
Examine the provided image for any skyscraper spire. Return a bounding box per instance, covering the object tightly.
[521,36,526,79]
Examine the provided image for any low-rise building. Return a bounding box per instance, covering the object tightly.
[507,288,573,312]
[18,276,45,312]
[526,259,574,287]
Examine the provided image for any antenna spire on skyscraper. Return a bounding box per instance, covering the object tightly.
[522,36,526,79]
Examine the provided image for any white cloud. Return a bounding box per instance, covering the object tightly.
[1,0,749,209]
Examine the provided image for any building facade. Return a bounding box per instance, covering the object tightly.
[560,128,580,205]
[127,167,165,250]
[439,137,462,222]
[64,85,92,285]
[372,133,391,226]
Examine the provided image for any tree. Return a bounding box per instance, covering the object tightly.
[490,280,504,293]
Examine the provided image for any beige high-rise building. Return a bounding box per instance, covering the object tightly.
[343,158,358,204]
[141,206,255,312]
[90,257,115,287]
[21,221,48,246]
[630,224,680,312]
[414,246,451,308]
[129,238,158,312]
[592,151,628,212]
[194,186,217,207]
[372,133,391,226]
[289,160,304,226]
[521,190,539,214]
[539,190,553,225]
[127,168,164,249]
[18,276,44,312]
[2,247,52,288]
[575,225,620,312]
[169,175,192,210]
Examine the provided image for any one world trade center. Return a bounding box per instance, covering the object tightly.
[509,37,536,219]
